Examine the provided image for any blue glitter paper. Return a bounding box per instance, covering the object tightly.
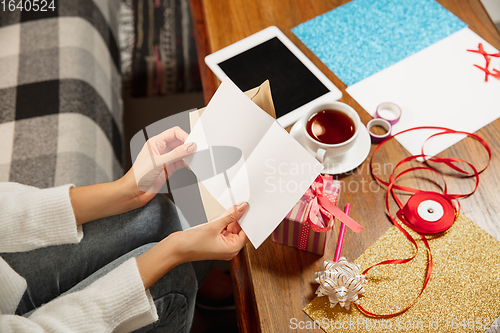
[292,0,467,86]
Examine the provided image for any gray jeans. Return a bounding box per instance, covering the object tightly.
[1,194,212,333]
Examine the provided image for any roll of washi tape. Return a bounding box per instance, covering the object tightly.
[367,118,392,143]
[396,191,455,234]
[375,102,402,125]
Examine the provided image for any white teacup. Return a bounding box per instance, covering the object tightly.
[301,102,361,163]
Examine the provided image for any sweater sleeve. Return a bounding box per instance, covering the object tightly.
[0,258,27,315]
[0,258,158,333]
[0,182,83,252]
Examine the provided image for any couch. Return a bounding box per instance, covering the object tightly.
[0,0,200,188]
[0,0,124,188]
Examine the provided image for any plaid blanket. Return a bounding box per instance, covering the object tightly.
[0,0,124,188]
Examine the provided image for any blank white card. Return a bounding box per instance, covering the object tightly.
[184,80,322,248]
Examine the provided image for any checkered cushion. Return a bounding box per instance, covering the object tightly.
[0,0,124,188]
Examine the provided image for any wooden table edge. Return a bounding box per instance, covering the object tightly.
[189,1,261,332]
[230,245,262,333]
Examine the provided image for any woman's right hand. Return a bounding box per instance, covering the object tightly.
[174,202,249,262]
[136,203,249,289]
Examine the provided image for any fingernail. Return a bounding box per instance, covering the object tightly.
[185,142,196,153]
[236,201,248,212]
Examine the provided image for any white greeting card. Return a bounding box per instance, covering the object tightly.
[184,80,323,248]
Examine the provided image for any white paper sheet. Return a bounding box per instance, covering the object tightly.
[346,28,500,157]
[184,80,323,248]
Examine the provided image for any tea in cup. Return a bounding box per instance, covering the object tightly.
[301,102,360,163]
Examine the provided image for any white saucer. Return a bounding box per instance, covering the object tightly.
[290,118,371,175]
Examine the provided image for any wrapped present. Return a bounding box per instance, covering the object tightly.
[273,174,341,255]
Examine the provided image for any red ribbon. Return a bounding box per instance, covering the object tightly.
[357,126,491,317]
[298,175,363,251]
[467,43,500,82]
[396,192,455,234]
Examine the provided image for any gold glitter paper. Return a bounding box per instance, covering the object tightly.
[304,215,500,332]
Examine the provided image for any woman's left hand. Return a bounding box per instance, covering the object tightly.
[122,126,196,208]
[69,126,195,225]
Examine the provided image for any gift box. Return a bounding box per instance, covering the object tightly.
[273,175,341,255]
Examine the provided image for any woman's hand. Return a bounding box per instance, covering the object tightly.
[176,202,249,261]
[136,203,249,289]
[70,127,196,225]
[122,126,196,208]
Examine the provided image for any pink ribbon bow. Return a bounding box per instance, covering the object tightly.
[298,175,363,251]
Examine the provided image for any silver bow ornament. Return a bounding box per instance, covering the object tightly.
[315,257,366,309]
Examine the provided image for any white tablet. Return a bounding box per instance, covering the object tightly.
[205,26,342,128]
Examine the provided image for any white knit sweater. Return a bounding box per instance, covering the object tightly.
[0,183,158,332]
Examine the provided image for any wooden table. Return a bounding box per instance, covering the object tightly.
[189,1,500,332]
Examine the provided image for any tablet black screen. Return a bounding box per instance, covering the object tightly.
[217,37,330,119]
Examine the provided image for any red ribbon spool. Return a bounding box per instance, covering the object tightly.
[396,192,456,234]
[356,126,491,318]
